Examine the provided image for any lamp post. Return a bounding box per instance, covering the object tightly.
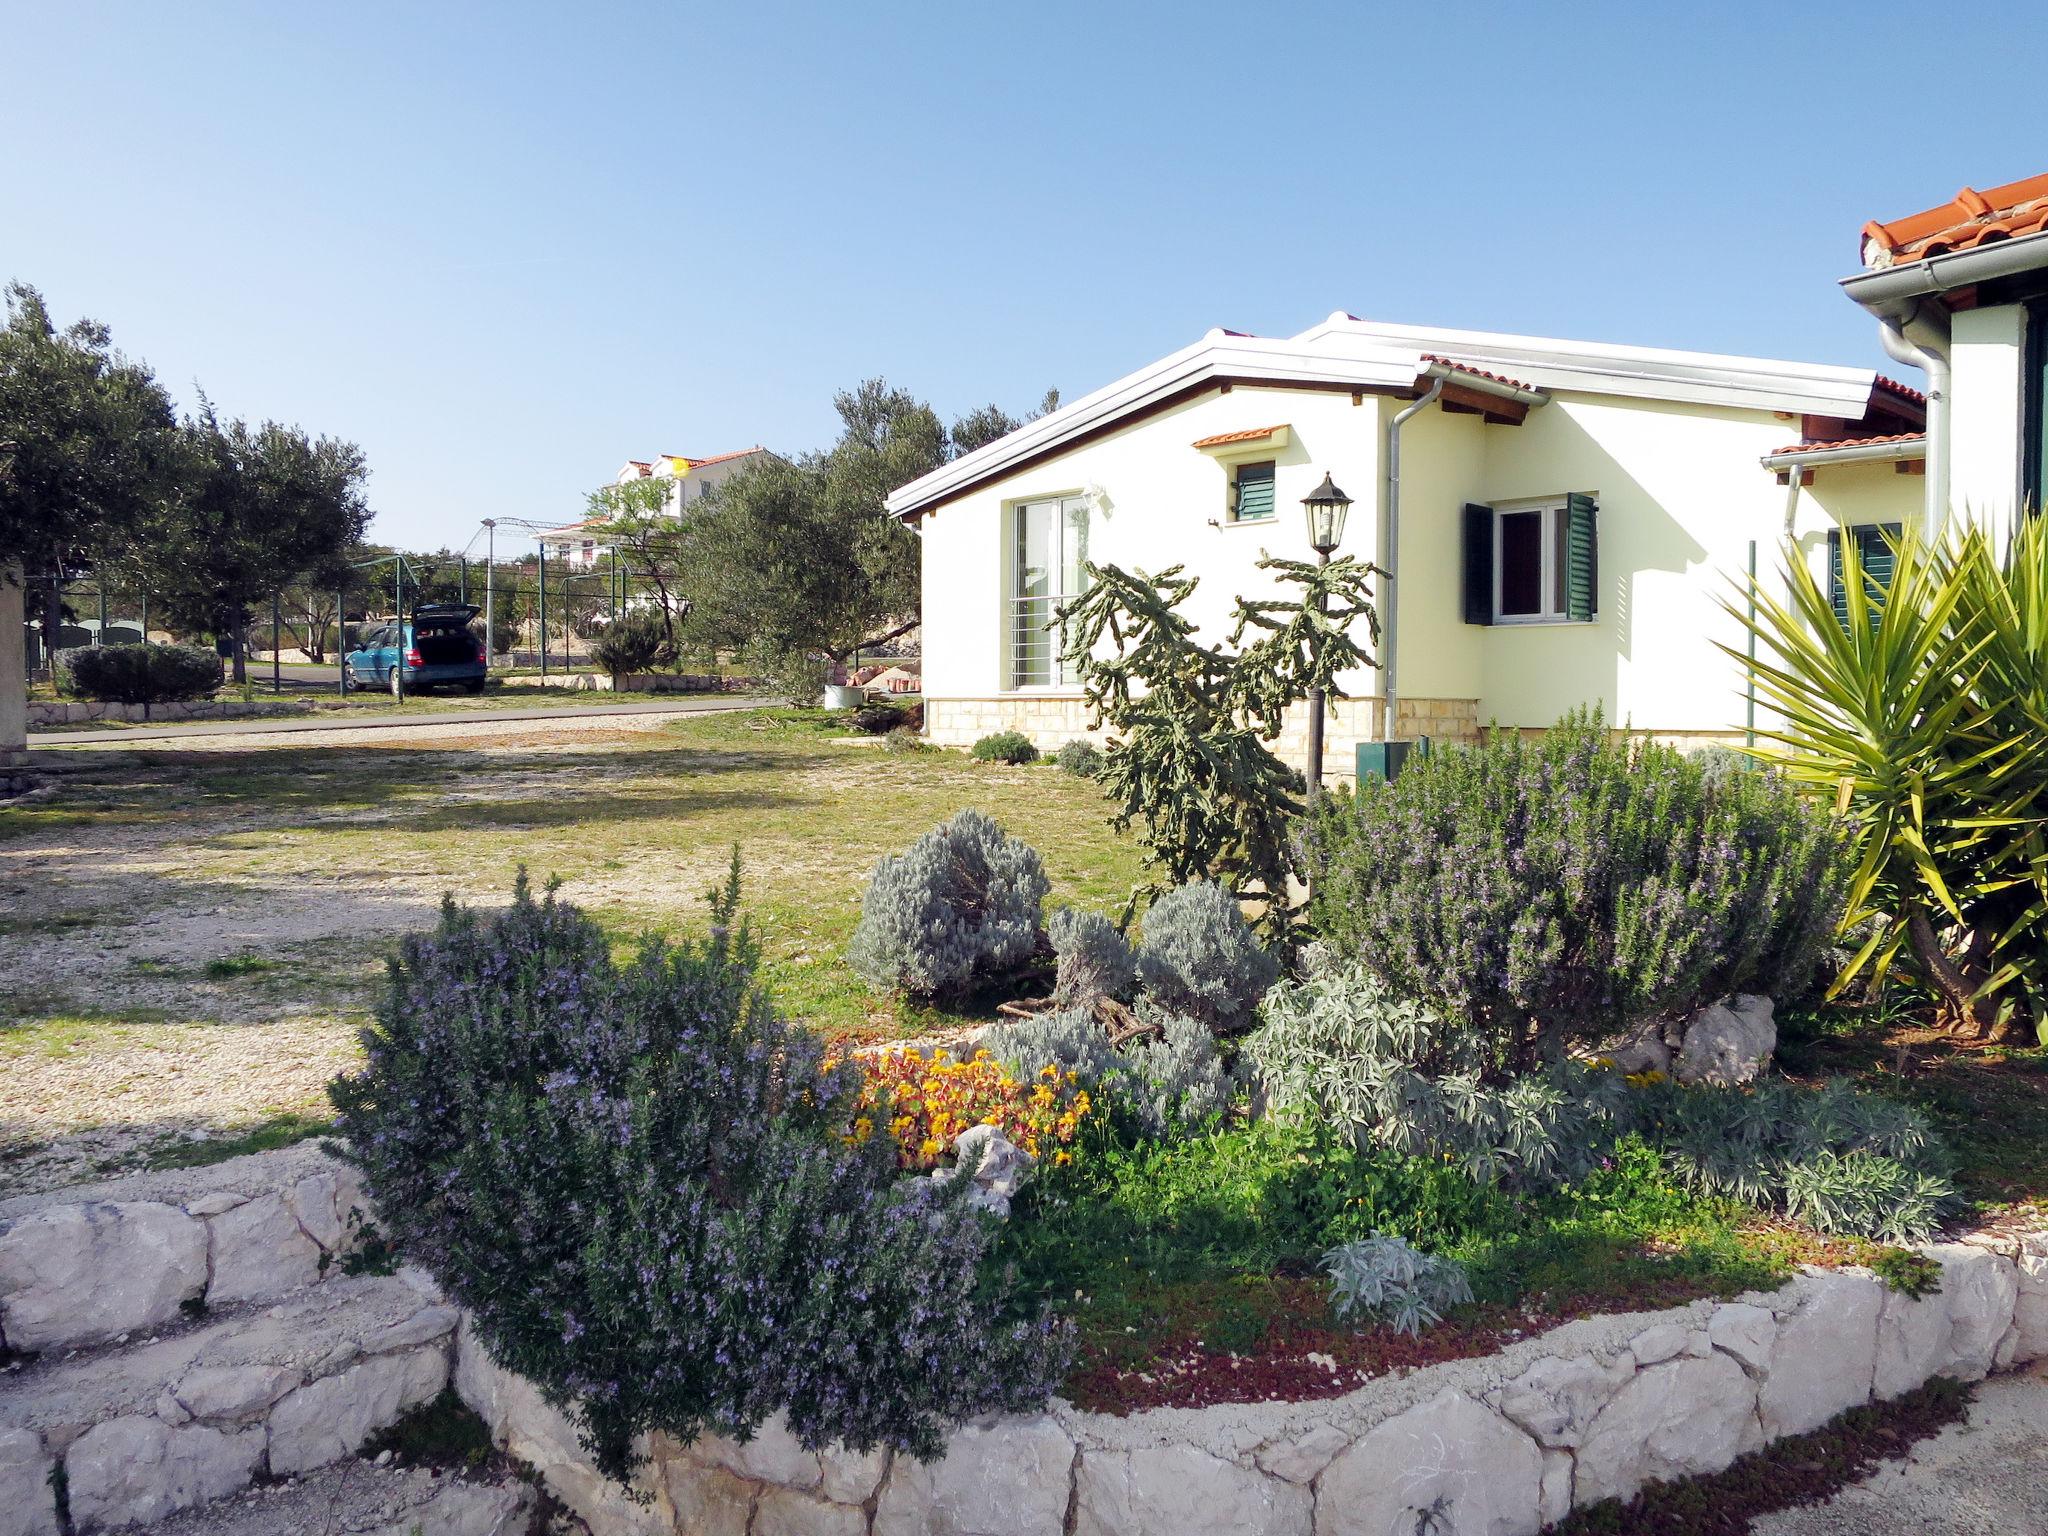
[481,519,496,670]
[1300,473,1352,800]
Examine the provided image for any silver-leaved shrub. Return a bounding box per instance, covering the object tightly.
[329,864,1071,1485]
[1048,907,1135,1011]
[848,809,1049,1001]
[1133,880,1279,1034]
[981,1008,1235,1139]
[1320,1233,1474,1336]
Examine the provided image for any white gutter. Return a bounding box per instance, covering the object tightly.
[1760,437,1928,472]
[1380,380,1443,743]
[1839,228,2048,307]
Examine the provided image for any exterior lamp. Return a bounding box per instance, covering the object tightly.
[1299,473,1352,801]
[1302,473,1352,558]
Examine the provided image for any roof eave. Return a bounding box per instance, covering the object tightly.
[1761,439,1926,471]
[1841,227,2048,315]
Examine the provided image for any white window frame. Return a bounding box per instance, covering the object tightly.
[1492,497,1571,625]
[1007,491,1090,691]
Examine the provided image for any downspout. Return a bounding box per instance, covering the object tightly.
[1380,379,1443,741]
[1876,301,1950,539]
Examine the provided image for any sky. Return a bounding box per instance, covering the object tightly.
[6,1,2046,554]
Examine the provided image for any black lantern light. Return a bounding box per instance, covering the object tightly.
[1302,472,1352,557]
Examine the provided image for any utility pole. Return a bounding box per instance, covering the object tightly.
[482,519,496,670]
[538,538,549,683]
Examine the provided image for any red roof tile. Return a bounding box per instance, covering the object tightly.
[1863,173,2048,265]
[1421,354,1534,392]
[1767,432,1927,458]
[1191,424,1287,449]
[1873,375,1926,406]
[681,446,768,469]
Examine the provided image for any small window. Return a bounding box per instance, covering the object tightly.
[1827,523,1901,629]
[1230,460,1277,522]
[1463,495,1597,625]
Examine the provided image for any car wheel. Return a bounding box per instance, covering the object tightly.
[339,668,355,693]
[388,668,403,698]
[465,680,484,695]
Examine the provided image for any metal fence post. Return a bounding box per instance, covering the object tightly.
[272,593,282,693]
[538,541,549,682]
[338,582,348,697]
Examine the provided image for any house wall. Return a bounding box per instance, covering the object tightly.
[1950,304,2028,540]
[916,382,1922,764]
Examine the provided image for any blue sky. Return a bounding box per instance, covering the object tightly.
[6,1,2044,552]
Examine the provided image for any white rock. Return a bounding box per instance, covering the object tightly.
[1674,994,1776,1086]
[1605,1031,1673,1077]
[2012,1254,2048,1365]
[1758,1270,1881,1436]
[0,1202,206,1351]
[1075,1444,1311,1536]
[1315,1389,1542,1536]
[819,1442,891,1504]
[1873,1274,1954,1400]
[286,1174,346,1253]
[0,1429,59,1536]
[1707,1303,1778,1376]
[1925,1243,2020,1381]
[63,1416,263,1531]
[754,1487,868,1536]
[1576,1352,1761,1505]
[367,1306,462,1355]
[691,1413,823,1490]
[1538,1449,1574,1527]
[171,1363,302,1422]
[659,1460,753,1536]
[1628,1324,1692,1366]
[182,1192,247,1218]
[1253,1422,1351,1484]
[931,1124,1036,1218]
[872,1415,1074,1536]
[1490,1353,1634,1448]
[205,1193,324,1305]
[268,1347,448,1474]
[370,1479,536,1536]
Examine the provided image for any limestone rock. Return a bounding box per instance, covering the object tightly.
[0,1202,206,1351]
[368,1305,463,1355]
[1605,1030,1673,1077]
[931,1124,1035,1218]
[1628,1324,1692,1367]
[1874,1275,1954,1400]
[63,1416,262,1532]
[1925,1243,2020,1381]
[1316,1389,1543,1536]
[1538,1449,1573,1527]
[0,1429,59,1536]
[692,1413,822,1490]
[754,1487,868,1536]
[1758,1270,1881,1436]
[659,1461,754,1536]
[181,1193,246,1219]
[205,1193,324,1305]
[1075,1444,1311,1536]
[1707,1303,1778,1376]
[1253,1422,1351,1484]
[2012,1254,2048,1365]
[1491,1353,1634,1448]
[170,1363,301,1422]
[371,1479,537,1536]
[1576,1352,1761,1505]
[268,1347,449,1474]
[1674,995,1775,1086]
[872,1415,1075,1536]
[819,1442,891,1504]
[286,1173,347,1253]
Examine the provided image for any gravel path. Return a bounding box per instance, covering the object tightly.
[1750,1362,2048,1534]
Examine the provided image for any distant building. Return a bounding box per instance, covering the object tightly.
[539,447,775,567]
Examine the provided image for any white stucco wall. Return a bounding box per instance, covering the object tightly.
[913,383,1922,743]
[1949,304,2027,541]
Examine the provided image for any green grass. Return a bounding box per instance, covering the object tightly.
[203,954,275,980]
[144,1111,334,1171]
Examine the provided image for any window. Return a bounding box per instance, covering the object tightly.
[1229,460,1277,522]
[2027,301,2048,515]
[1827,523,1901,629]
[1462,495,1597,625]
[1011,493,1091,687]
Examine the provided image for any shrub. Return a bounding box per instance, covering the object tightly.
[327,866,1069,1483]
[847,810,1049,1001]
[1247,963,1629,1189]
[53,642,221,704]
[982,1008,1235,1140]
[587,609,670,677]
[1320,1234,1474,1335]
[970,730,1038,765]
[1304,709,1850,1070]
[1054,739,1104,778]
[851,701,907,735]
[1134,881,1279,1034]
[843,1046,1092,1169]
[882,728,932,755]
[1048,907,1135,1010]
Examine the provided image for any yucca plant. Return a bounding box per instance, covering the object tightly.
[1726,518,2048,1042]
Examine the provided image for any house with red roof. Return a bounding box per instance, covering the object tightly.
[888,309,1928,771]
[539,447,776,568]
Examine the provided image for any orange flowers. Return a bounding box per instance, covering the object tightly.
[839,1047,1093,1171]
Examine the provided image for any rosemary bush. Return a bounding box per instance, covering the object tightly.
[970,730,1039,764]
[329,866,1069,1482]
[848,810,1049,1001]
[1304,710,1849,1069]
[1054,739,1104,778]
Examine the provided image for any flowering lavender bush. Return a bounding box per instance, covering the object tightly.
[1303,710,1848,1071]
[848,809,1050,1002]
[328,861,1071,1483]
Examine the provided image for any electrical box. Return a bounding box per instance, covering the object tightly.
[1355,738,1430,784]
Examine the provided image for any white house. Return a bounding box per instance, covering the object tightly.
[538,447,775,569]
[887,315,1927,772]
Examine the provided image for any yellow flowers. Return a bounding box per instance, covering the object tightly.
[839,1047,1094,1172]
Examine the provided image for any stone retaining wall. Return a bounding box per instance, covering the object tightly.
[27,698,310,728]
[458,1236,2048,1536]
[496,672,737,693]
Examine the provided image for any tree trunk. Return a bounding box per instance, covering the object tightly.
[38,580,62,674]
[1906,908,1993,1035]
[225,607,247,685]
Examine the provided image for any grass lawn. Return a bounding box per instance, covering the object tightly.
[26,685,751,731]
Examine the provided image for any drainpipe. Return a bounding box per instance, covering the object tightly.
[1876,302,1950,539]
[1380,379,1443,741]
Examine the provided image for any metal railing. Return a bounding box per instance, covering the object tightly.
[1010,593,1074,688]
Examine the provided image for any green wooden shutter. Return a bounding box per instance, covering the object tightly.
[1830,524,1900,630]
[1462,504,1494,625]
[1232,461,1276,521]
[1565,493,1598,621]
[1827,528,1847,629]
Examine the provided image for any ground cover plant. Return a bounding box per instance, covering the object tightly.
[329,865,1071,1482]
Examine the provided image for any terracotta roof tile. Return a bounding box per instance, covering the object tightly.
[1767,432,1927,458]
[1191,424,1287,449]
[1874,375,1927,406]
[680,446,768,469]
[1421,354,1534,392]
[1863,173,2048,265]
